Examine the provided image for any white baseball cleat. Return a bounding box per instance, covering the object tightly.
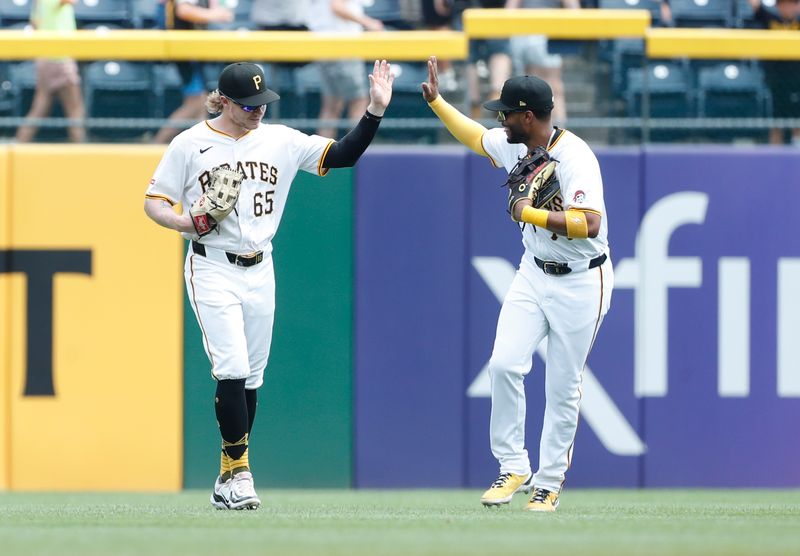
[210,475,231,510]
[227,471,261,510]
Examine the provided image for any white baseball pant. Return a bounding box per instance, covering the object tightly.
[488,252,613,492]
[185,246,276,389]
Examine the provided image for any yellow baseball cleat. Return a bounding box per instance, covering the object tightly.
[525,487,559,512]
[480,472,532,506]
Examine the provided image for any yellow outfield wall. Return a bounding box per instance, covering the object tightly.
[1,145,183,491]
[0,148,9,490]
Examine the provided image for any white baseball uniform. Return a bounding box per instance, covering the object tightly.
[481,127,614,493]
[146,120,334,389]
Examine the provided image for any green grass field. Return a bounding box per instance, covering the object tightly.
[1,489,799,556]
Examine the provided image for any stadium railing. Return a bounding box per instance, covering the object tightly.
[1,9,799,144]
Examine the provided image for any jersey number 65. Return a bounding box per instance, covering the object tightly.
[253,190,275,217]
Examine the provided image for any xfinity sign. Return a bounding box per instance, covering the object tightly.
[354,148,800,489]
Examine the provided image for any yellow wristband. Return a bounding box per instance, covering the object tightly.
[520,206,549,228]
[565,210,589,239]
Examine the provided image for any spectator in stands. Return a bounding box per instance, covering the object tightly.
[451,0,515,120]
[506,0,579,126]
[750,0,800,145]
[250,0,310,112]
[153,0,233,143]
[659,0,673,26]
[251,0,309,33]
[309,0,385,138]
[365,0,417,29]
[15,0,85,143]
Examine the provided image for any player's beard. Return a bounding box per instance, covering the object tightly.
[503,122,526,144]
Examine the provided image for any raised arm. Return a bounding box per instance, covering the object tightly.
[422,56,490,157]
[323,60,394,168]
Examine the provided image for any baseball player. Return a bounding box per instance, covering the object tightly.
[144,60,394,509]
[422,56,613,512]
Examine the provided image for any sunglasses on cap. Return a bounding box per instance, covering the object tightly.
[224,96,266,113]
[497,108,531,122]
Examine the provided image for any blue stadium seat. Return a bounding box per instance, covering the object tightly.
[0,63,10,109]
[626,61,694,141]
[595,0,659,73]
[610,39,646,97]
[696,62,770,141]
[598,0,663,25]
[152,63,184,118]
[134,0,160,28]
[383,62,432,116]
[0,0,33,25]
[386,62,428,105]
[381,62,437,143]
[202,62,227,92]
[84,60,155,140]
[74,0,135,28]
[735,0,754,27]
[151,62,223,120]
[285,63,322,120]
[0,62,14,136]
[698,62,769,117]
[669,0,734,28]
[626,62,694,117]
[2,19,32,31]
[7,60,37,118]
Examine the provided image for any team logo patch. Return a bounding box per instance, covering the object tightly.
[573,190,585,204]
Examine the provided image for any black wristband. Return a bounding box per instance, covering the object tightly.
[364,110,383,122]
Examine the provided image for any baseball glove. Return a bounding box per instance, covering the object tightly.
[190,166,245,237]
[504,146,560,221]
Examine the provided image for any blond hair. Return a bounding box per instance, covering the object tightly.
[205,90,224,114]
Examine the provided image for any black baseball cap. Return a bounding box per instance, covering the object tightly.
[218,62,280,106]
[483,75,555,113]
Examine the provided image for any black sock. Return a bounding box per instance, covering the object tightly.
[215,379,248,460]
[245,388,258,435]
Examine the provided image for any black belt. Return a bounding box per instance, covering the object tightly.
[534,253,607,276]
[192,240,264,267]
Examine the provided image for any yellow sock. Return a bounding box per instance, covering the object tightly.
[220,449,232,481]
[223,434,250,475]
[231,447,250,475]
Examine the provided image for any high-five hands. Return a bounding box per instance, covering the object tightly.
[367,59,394,117]
[421,55,440,103]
